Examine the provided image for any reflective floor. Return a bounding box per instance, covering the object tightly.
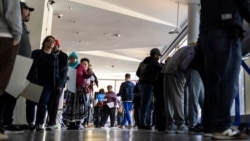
[4,128,219,141]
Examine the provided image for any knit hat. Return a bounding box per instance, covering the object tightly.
[55,39,60,47]
[68,51,78,59]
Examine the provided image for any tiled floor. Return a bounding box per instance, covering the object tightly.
[3,127,223,141]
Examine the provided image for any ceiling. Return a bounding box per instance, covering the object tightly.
[51,0,199,80]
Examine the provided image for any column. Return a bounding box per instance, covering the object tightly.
[187,3,200,44]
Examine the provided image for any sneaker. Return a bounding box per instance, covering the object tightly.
[203,132,213,137]
[28,123,36,131]
[165,124,177,134]
[189,125,203,135]
[212,127,249,140]
[36,124,44,131]
[4,125,24,134]
[46,125,58,131]
[118,125,125,129]
[110,126,115,129]
[127,124,132,129]
[0,133,8,140]
[176,124,188,134]
[77,124,85,130]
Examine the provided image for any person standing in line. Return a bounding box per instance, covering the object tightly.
[83,64,98,128]
[0,2,34,134]
[94,89,105,128]
[117,73,135,129]
[184,68,204,134]
[64,51,79,102]
[63,58,92,130]
[199,0,250,140]
[162,46,195,134]
[136,48,162,129]
[100,85,118,128]
[0,0,22,139]
[132,81,141,128]
[26,36,59,131]
[46,39,68,130]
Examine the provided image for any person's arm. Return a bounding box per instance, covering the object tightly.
[136,62,141,77]
[4,0,22,45]
[58,52,69,88]
[117,83,124,96]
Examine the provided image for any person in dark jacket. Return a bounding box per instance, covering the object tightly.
[117,73,135,129]
[136,48,162,129]
[26,35,59,131]
[0,1,34,133]
[46,39,68,130]
[199,0,250,139]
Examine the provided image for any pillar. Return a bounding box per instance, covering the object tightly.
[187,3,200,44]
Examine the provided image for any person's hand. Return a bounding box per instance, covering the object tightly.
[13,39,20,46]
[57,87,63,93]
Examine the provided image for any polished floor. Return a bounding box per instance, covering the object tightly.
[3,127,238,141]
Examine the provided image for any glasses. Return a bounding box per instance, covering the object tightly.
[46,38,55,43]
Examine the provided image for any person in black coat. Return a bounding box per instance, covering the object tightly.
[199,0,250,139]
[46,39,68,130]
[26,35,59,131]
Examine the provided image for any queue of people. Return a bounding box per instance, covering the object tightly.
[1,0,250,141]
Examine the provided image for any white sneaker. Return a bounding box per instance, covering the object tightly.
[36,124,44,131]
[212,126,248,140]
[165,124,177,134]
[176,125,188,134]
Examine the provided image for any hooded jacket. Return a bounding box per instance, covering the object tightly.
[136,56,162,84]
[0,0,22,41]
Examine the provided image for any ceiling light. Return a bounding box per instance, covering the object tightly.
[48,0,55,5]
[104,33,121,38]
[169,29,179,34]
[169,2,180,34]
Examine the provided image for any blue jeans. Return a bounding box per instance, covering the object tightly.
[139,83,153,127]
[122,102,132,125]
[26,85,52,125]
[200,28,241,132]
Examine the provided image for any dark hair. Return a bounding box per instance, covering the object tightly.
[99,89,105,93]
[80,58,90,64]
[125,73,131,78]
[107,85,112,89]
[150,48,161,56]
[41,35,55,50]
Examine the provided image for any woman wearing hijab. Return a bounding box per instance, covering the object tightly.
[63,58,92,130]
